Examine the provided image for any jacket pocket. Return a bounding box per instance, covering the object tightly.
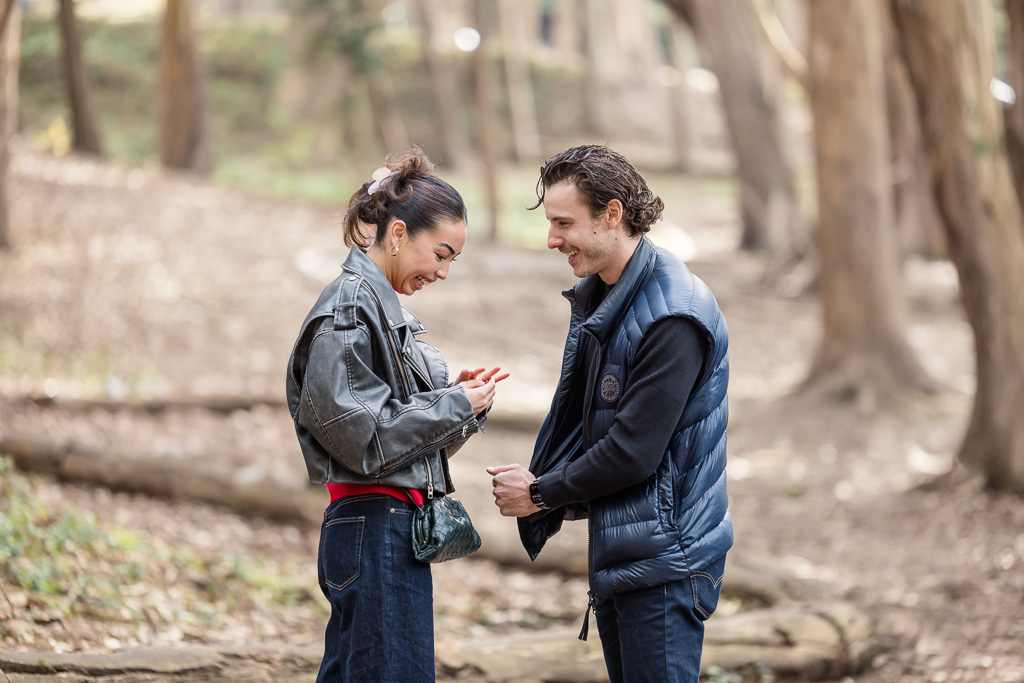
[689,553,726,621]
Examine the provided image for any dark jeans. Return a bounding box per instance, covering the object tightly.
[316,494,434,683]
[594,554,727,683]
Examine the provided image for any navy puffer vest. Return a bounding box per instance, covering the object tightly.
[520,237,732,600]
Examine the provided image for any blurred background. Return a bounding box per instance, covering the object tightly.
[1,0,1024,681]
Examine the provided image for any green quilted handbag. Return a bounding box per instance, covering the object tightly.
[411,494,482,563]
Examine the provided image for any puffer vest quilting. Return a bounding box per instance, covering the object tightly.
[523,238,732,600]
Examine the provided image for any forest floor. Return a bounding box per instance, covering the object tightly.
[0,150,1022,681]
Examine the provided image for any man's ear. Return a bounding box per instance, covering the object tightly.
[605,199,624,230]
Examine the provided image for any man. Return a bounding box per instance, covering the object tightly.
[487,145,731,682]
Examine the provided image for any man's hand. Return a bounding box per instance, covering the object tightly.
[486,464,541,517]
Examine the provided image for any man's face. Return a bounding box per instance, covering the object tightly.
[543,181,618,281]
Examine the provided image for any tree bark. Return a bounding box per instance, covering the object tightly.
[1005,0,1024,209]
[584,0,672,145]
[473,0,501,241]
[805,0,934,404]
[882,0,945,259]
[159,0,213,175]
[0,0,17,251]
[664,0,801,252]
[57,0,103,155]
[892,0,1024,492]
[412,0,474,171]
[497,0,542,164]
[665,15,694,173]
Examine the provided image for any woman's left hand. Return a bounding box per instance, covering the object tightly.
[454,366,510,385]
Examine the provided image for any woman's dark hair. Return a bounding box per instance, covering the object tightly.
[530,145,664,237]
[343,147,468,248]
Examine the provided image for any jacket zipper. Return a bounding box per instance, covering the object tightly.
[578,329,602,640]
[362,283,413,398]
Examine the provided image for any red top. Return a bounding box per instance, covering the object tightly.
[326,483,425,507]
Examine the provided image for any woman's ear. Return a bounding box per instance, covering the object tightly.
[389,219,408,248]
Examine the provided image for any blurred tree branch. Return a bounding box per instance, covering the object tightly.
[751,0,808,90]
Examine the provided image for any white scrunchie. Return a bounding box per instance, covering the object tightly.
[367,167,393,195]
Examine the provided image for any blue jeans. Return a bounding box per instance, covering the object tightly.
[316,494,434,683]
[594,554,727,683]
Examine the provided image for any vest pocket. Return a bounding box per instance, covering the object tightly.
[688,553,726,621]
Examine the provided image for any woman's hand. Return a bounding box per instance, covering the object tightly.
[458,379,495,414]
[454,366,511,385]
[456,366,509,415]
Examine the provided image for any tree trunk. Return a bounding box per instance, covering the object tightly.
[473,0,501,241]
[366,73,409,155]
[665,15,694,173]
[550,0,578,54]
[0,0,17,251]
[882,0,945,259]
[57,0,103,155]
[159,0,213,175]
[497,0,542,164]
[583,0,672,145]
[664,0,801,252]
[892,0,1024,492]
[412,0,473,171]
[805,0,934,404]
[1005,0,1024,209]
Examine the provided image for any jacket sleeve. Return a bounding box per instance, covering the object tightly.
[296,321,478,477]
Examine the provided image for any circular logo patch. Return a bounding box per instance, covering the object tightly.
[600,373,620,403]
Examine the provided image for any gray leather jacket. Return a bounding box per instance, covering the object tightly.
[286,246,481,496]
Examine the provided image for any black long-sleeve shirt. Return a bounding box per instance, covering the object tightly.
[537,315,707,508]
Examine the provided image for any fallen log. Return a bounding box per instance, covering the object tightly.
[0,430,840,605]
[8,393,544,431]
[0,600,880,682]
[0,429,324,526]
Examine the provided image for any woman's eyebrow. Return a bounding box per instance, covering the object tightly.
[438,242,456,256]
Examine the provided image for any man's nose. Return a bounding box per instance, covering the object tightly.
[547,228,564,250]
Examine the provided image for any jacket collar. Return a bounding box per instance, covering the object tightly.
[341,245,407,331]
[564,237,657,341]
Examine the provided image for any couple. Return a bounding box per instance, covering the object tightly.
[286,145,732,683]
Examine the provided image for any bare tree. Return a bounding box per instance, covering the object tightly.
[159,0,213,174]
[497,0,542,164]
[882,0,945,259]
[57,0,103,155]
[804,0,934,404]
[664,0,801,252]
[0,0,19,251]
[664,14,694,173]
[412,0,473,171]
[1005,0,1024,208]
[892,0,1024,492]
[473,0,500,241]
[584,0,673,146]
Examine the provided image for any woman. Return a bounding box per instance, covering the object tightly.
[286,148,506,682]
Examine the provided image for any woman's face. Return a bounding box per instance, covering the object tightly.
[388,218,467,296]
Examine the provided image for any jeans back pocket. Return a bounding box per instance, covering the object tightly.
[689,554,726,621]
[320,515,365,593]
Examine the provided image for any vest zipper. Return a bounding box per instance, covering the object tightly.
[578,329,602,640]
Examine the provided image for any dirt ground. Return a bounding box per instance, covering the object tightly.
[1,150,1023,681]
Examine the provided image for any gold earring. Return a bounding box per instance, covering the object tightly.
[390,245,399,256]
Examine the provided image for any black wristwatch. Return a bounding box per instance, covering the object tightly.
[529,479,550,510]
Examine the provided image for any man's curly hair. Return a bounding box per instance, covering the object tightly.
[530,145,664,237]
